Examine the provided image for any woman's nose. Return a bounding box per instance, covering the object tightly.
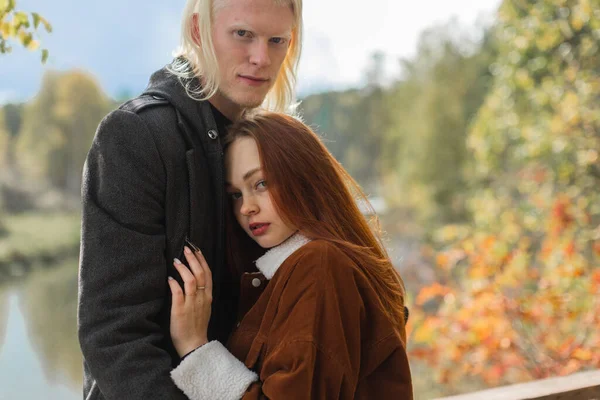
[241,197,259,216]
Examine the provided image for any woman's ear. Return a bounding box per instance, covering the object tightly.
[191,13,201,46]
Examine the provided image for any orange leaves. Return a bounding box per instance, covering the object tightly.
[407,0,600,391]
[410,222,599,389]
[469,265,494,279]
[591,270,600,293]
[551,196,575,236]
[593,241,600,258]
[563,240,575,257]
[415,282,452,306]
[435,249,466,271]
[572,348,593,362]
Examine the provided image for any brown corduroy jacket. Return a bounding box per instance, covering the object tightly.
[171,235,414,400]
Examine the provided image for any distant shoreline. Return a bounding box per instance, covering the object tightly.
[0,243,80,283]
[0,212,81,284]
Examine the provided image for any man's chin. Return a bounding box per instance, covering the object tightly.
[225,88,270,109]
[237,96,267,110]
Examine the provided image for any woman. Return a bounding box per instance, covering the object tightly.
[167,112,413,399]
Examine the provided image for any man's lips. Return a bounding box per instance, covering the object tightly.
[239,75,269,86]
[239,74,268,81]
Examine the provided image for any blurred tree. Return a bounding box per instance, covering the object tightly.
[412,0,600,388]
[299,51,394,193]
[381,20,496,230]
[365,51,387,89]
[299,89,369,186]
[1,103,23,177]
[0,108,7,171]
[0,0,51,62]
[16,70,110,197]
[0,108,7,219]
[3,103,23,138]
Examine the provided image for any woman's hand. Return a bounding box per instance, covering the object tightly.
[168,245,213,358]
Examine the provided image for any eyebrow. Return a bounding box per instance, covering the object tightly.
[226,167,262,187]
[243,167,261,181]
[230,24,292,38]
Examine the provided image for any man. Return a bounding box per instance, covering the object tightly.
[77,0,303,398]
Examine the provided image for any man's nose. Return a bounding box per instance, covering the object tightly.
[249,40,271,68]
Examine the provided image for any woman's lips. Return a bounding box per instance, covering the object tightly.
[250,223,270,236]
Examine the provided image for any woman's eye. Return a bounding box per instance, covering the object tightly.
[229,192,242,200]
[256,180,267,190]
[236,30,249,37]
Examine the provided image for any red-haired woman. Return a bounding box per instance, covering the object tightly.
[167,112,413,399]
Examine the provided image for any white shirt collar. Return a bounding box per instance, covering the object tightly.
[254,233,311,280]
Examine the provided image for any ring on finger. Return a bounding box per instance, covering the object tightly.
[197,286,206,291]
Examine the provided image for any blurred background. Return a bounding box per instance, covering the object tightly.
[1,0,599,399]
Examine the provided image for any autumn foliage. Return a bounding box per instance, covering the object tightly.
[410,0,600,388]
[0,0,51,62]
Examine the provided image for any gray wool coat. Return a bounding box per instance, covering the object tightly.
[78,65,238,400]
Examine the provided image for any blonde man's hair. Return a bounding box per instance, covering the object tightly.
[170,0,303,113]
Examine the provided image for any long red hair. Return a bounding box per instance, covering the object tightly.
[225,111,407,337]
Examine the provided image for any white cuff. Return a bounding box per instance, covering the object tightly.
[171,340,258,400]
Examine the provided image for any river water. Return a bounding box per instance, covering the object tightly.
[0,260,80,400]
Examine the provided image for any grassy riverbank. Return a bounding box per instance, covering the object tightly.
[0,212,81,279]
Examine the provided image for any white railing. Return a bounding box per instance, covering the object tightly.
[435,369,600,400]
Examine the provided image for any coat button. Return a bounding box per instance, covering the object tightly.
[251,278,261,288]
[207,129,218,139]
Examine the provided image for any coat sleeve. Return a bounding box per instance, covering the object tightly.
[170,339,347,400]
[171,246,358,400]
[78,110,188,399]
[243,340,348,400]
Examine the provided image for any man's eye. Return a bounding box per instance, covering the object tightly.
[270,37,286,45]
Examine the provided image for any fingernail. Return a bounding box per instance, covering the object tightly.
[184,246,192,254]
[174,258,182,265]
[168,276,174,281]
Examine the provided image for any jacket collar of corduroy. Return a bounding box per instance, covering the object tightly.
[254,233,311,280]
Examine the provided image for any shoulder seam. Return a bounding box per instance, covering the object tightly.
[120,95,170,114]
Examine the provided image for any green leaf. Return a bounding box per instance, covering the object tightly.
[41,48,48,63]
[40,16,52,33]
[32,12,40,29]
[21,32,31,47]
[0,0,15,14]
[13,11,29,28]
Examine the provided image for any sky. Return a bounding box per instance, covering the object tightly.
[0,0,501,103]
